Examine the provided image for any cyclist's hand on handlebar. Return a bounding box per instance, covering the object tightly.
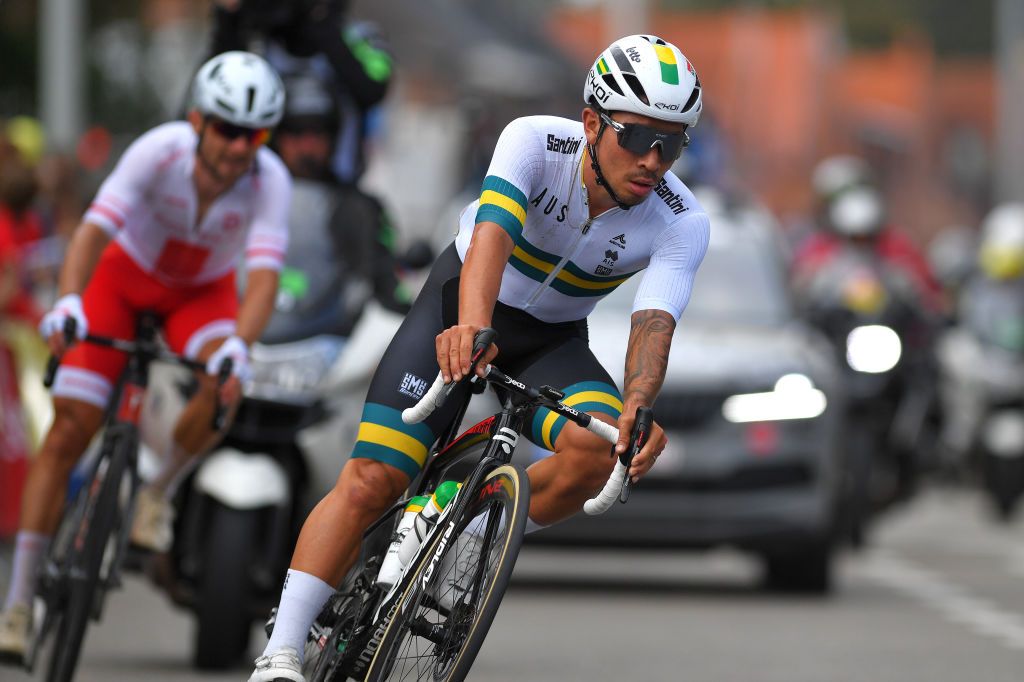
[206,335,250,403]
[616,407,667,483]
[39,293,88,356]
[436,324,498,383]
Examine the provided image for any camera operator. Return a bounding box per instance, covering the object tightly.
[210,0,392,184]
[261,72,410,346]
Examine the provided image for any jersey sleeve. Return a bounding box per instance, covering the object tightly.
[83,126,171,237]
[632,211,711,321]
[244,155,292,272]
[474,118,545,242]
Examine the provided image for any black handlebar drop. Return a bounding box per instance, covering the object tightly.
[42,317,79,389]
[618,405,654,503]
[212,358,234,431]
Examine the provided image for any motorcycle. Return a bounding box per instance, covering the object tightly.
[937,275,1024,519]
[797,247,938,542]
[138,333,341,669]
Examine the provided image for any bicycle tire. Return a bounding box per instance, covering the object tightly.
[364,464,530,682]
[46,433,132,682]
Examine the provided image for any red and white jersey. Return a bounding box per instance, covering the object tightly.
[84,121,291,286]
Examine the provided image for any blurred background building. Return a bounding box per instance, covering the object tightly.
[0,0,1016,247]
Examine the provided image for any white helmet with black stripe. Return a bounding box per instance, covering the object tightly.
[583,34,702,127]
[192,51,286,128]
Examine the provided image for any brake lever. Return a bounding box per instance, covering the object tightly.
[618,406,654,504]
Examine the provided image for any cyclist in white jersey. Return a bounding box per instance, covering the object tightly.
[249,34,709,682]
[0,52,291,665]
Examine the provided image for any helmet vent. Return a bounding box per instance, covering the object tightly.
[209,62,223,79]
[214,98,236,114]
[682,77,701,113]
[611,46,636,75]
[246,86,256,113]
[602,73,624,96]
[623,74,650,106]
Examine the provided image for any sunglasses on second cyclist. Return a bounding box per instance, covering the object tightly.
[207,117,270,146]
[599,112,689,162]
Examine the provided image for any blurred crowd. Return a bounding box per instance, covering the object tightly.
[0,117,86,535]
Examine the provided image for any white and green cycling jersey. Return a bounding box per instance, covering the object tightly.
[454,115,710,324]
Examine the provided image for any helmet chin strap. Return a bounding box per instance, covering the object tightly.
[587,119,630,211]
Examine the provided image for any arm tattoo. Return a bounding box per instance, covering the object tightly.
[623,309,675,407]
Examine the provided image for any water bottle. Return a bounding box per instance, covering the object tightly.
[377,481,461,588]
[376,495,429,588]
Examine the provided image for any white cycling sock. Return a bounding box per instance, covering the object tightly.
[4,531,50,610]
[263,569,335,662]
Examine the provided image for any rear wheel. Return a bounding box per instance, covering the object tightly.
[365,464,529,681]
[46,435,131,682]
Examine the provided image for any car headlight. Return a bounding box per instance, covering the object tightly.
[722,373,827,423]
[846,325,901,373]
[248,335,345,402]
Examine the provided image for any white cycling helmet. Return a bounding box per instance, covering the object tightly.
[584,34,702,126]
[979,202,1024,279]
[828,186,885,237]
[812,155,871,200]
[192,51,286,128]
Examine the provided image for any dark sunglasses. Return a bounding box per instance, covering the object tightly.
[599,112,689,161]
[207,118,270,146]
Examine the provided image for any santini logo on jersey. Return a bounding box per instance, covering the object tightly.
[546,134,582,156]
[654,179,688,215]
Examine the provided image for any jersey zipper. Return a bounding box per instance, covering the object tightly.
[524,211,609,308]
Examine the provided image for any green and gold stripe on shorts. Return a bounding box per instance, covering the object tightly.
[531,381,623,451]
[352,402,436,479]
[476,175,528,241]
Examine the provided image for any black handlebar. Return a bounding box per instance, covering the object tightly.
[42,317,233,431]
[42,317,78,388]
[212,358,234,431]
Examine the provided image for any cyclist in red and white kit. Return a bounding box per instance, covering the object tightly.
[0,51,291,665]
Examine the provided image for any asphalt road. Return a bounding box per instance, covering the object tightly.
[3,485,1024,682]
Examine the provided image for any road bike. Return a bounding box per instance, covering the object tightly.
[297,328,650,681]
[26,314,228,682]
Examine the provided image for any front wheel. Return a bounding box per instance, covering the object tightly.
[364,464,530,682]
[46,434,132,682]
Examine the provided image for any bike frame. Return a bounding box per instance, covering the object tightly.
[333,366,599,679]
[29,314,213,676]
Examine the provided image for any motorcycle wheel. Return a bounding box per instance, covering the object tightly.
[984,454,1024,522]
[194,502,262,669]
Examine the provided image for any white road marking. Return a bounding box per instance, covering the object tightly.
[864,551,1024,651]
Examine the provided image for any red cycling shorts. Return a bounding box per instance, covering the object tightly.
[53,242,238,408]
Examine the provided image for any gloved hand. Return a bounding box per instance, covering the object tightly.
[205,334,251,383]
[39,293,88,353]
